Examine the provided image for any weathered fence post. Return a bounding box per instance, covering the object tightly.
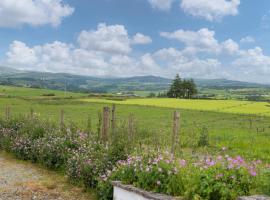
[60,109,65,130]
[97,112,102,139]
[5,105,11,121]
[102,107,110,142]
[128,114,134,142]
[111,104,116,136]
[171,111,180,155]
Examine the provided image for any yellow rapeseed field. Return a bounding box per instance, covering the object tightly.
[81,98,270,116]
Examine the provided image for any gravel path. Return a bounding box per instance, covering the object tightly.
[0,152,96,200]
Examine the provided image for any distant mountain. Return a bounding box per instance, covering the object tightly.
[0,66,269,93]
[0,66,22,75]
[195,79,270,89]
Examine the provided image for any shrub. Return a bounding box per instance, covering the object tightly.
[0,128,16,151]
[37,136,68,169]
[42,93,55,96]
[99,154,265,200]
[11,137,33,160]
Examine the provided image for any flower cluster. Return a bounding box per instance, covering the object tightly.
[0,117,269,200]
[100,153,269,200]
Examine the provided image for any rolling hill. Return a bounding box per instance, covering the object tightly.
[0,66,269,95]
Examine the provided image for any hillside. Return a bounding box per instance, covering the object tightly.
[0,66,269,96]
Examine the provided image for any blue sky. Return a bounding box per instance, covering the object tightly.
[1,0,270,83]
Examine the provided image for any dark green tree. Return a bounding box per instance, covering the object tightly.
[167,74,183,98]
[167,75,198,99]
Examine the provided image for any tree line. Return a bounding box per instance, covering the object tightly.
[167,74,197,99]
[148,74,198,99]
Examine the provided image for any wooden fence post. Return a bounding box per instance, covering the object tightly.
[171,111,180,155]
[60,109,65,130]
[111,104,116,136]
[102,107,110,142]
[128,114,134,142]
[5,105,11,121]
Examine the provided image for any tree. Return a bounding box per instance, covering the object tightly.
[167,75,198,99]
[147,92,156,98]
[167,74,183,98]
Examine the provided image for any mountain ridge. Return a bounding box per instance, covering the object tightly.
[0,66,269,93]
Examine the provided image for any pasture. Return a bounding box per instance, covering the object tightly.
[0,85,270,162]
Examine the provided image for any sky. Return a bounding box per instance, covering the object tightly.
[1,0,270,83]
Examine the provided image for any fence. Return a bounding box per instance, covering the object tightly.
[1,103,270,160]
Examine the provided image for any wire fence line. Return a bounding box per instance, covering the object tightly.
[1,102,270,155]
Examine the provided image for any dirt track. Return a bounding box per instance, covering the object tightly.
[0,152,95,200]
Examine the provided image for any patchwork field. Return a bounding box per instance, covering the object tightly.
[82,98,270,116]
[0,85,270,162]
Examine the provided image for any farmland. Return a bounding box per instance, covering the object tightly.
[0,85,270,162]
[0,85,270,199]
[82,98,270,116]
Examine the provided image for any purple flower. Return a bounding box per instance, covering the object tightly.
[179,159,187,167]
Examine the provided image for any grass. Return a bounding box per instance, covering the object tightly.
[0,85,86,98]
[81,98,270,116]
[0,85,270,162]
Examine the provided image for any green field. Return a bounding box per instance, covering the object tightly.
[0,85,270,162]
[82,98,270,116]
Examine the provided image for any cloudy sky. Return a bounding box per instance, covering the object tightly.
[1,0,270,83]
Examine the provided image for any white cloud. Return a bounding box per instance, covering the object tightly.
[180,0,240,21]
[78,24,151,55]
[152,47,223,78]
[240,36,255,44]
[228,47,270,82]
[0,0,74,28]
[4,23,270,83]
[131,33,152,45]
[6,41,38,67]
[160,28,221,54]
[78,23,132,55]
[221,39,240,55]
[148,0,174,11]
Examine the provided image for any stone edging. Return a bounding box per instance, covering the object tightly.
[112,181,270,200]
[238,196,270,200]
[112,181,183,200]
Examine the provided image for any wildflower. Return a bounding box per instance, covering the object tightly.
[179,159,186,167]
[217,155,223,161]
[249,170,257,177]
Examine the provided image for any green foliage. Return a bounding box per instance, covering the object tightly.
[167,74,198,98]
[258,168,270,196]
[100,154,268,200]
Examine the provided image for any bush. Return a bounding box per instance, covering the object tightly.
[42,93,55,96]
[12,137,33,160]
[99,154,265,200]
[37,136,68,169]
